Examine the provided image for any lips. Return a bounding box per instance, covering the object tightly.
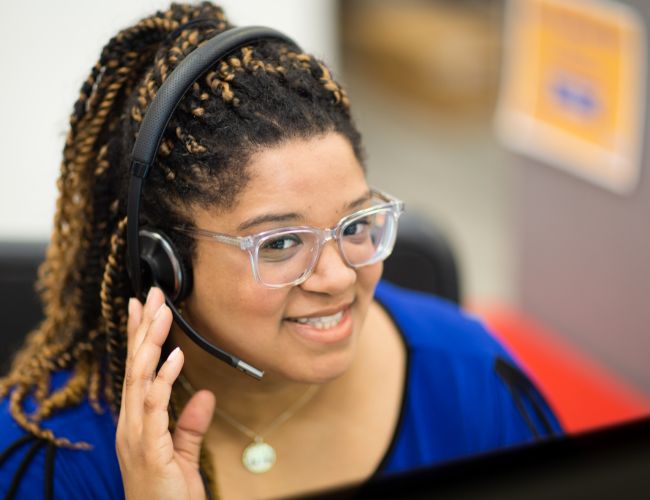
[284,304,354,344]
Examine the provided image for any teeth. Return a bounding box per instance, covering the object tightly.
[293,310,344,330]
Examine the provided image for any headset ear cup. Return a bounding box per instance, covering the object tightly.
[174,248,193,303]
[163,233,192,303]
[138,229,192,303]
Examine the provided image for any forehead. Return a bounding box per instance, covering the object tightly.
[226,133,367,224]
[246,133,364,194]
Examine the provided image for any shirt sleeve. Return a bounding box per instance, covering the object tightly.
[0,391,125,500]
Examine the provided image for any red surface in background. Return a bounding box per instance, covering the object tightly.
[469,304,650,434]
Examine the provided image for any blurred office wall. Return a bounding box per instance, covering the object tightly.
[512,0,650,394]
[0,0,338,239]
[340,0,513,302]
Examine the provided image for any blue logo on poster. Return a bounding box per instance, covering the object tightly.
[550,75,599,116]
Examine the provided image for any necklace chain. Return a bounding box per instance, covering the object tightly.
[176,374,319,442]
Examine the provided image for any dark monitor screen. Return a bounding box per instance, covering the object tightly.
[304,417,650,500]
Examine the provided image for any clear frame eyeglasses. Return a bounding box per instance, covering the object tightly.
[173,188,405,288]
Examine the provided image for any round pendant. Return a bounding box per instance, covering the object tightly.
[242,440,276,474]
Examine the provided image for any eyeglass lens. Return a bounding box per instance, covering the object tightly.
[255,207,397,286]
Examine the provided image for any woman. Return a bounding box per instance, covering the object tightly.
[0,3,561,499]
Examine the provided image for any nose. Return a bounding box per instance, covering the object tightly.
[299,238,356,294]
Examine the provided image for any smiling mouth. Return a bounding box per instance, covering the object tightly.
[285,309,346,330]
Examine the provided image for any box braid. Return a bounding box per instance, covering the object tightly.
[0,1,364,491]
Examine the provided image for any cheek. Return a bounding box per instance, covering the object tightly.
[188,245,288,335]
[359,261,383,295]
[351,262,383,319]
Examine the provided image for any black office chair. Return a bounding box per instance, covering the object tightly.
[0,241,48,374]
[0,211,461,373]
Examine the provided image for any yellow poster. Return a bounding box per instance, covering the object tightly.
[496,0,646,193]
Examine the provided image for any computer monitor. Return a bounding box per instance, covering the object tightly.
[303,416,650,499]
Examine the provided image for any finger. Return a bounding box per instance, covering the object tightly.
[141,347,184,459]
[119,291,165,434]
[120,296,144,417]
[126,297,143,359]
[124,288,162,372]
[131,287,166,357]
[173,390,216,466]
[124,302,173,428]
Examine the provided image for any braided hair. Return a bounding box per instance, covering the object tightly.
[0,0,363,490]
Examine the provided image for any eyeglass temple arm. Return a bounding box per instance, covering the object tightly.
[173,226,251,249]
[369,188,405,212]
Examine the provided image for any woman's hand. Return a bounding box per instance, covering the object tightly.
[116,287,216,500]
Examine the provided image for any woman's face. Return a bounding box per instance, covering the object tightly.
[183,132,382,383]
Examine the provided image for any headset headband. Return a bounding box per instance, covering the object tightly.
[127,26,298,298]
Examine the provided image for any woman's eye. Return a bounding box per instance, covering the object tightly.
[263,235,300,250]
[343,219,370,237]
[259,234,304,262]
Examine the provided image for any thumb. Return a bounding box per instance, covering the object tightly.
[173,389,216,465]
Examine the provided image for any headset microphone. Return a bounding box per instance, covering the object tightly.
[127,26,299,380]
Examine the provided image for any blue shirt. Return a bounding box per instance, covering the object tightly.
[0,281,561,498]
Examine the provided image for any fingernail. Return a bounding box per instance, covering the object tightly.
[167,346,181,362]
[146,287,156,304]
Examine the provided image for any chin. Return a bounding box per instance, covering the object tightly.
[307,364,351,384]
[295,347,358,384]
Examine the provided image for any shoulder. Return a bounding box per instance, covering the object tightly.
[374,280,515,409]
[374,281,562,472]
[0,372,124,499]
[374,280,507,359]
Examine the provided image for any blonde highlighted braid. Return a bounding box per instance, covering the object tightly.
[0,2,363,496]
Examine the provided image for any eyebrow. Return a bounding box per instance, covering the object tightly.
[344,190,372,211]
[237,212,305,232]
[237,189,373,233]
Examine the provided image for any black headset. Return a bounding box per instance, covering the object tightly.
[127,26,299,380]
